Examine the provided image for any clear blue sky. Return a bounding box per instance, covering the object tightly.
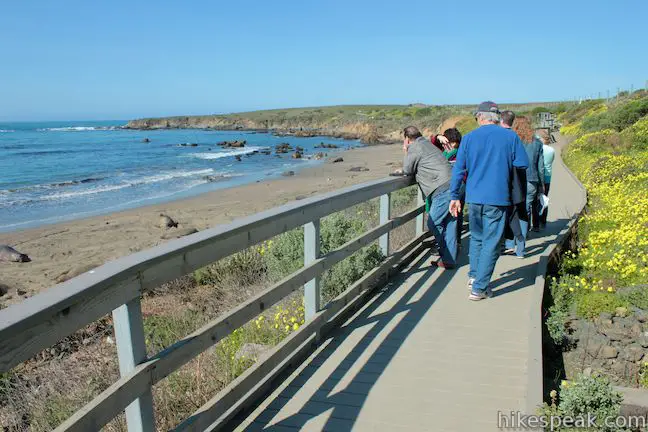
[1,0,646,121]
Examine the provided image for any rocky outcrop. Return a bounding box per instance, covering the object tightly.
[564,308,648,387]
[218,140,246,148]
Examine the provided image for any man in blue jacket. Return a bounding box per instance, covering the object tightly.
[449,102,529,300]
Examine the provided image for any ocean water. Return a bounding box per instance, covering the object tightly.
[0,121,360,233]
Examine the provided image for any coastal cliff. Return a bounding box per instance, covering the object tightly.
[125,102,562,143]
[125,105,472,144]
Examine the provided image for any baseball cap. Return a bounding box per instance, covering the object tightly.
[475,101,500,115]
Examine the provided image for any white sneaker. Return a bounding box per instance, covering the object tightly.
[467,278,475,291]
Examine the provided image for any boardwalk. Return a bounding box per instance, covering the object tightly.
[236,137,584,431]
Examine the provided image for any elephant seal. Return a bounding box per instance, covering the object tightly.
[159,214,178,229]
[0,245,31,263]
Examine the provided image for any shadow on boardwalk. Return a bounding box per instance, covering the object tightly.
[239,219,572,430]
[244,248,453,430]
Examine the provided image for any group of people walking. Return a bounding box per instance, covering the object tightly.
[398,101,555,301]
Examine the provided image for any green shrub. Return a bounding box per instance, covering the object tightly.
[546,306,569,345]
[264,212,384,301]
[575,292,628,320]
[609,97,648,131]
[557,375,623,431]
[620,286,648,310]
[455,116,478,135]
[391,186,418,210]
[143,311,204,353]
[194,247,266,287]
[321,245,383,302]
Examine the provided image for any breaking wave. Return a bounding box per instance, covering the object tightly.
[190,146,267,160]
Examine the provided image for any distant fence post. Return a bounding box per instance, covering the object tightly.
[112,298,155,432]
[416,188,425,236]
[304,220,321,320]
[379,193,391,256]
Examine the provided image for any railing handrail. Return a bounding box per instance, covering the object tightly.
[0,175,414,371]
[0,174,423,432]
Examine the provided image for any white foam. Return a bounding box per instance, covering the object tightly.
[137,168,214,185]
[37,126,119,132]
[0,129,14,133]
[190,146,267,160]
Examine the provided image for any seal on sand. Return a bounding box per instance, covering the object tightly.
[159,214,178,229]
[0,245,31,263]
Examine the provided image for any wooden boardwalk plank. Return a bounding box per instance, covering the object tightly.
[235,137,584,431]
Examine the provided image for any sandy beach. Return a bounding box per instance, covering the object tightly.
[0,144,403,306]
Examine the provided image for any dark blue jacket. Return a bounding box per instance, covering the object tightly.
[450,124,529,206]
[524,138,546,184]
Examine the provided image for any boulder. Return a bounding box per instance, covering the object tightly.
[635,309,648,323]
[600,346,619,359]
[159,214,178,229]
[161,227,198,240]
[639,334,648,348]
[330,157,344,163]
[142,138,151,143]
[292,152,302,159]
[235,343,270,361]
[235,155,242,162]
[615,306,629,317]
[623,345,645,362]
[0,283,9,297]
[295,146,304,152]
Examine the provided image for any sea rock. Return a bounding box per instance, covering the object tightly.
[600,346,619,359]
[55,263,99,284]
[202,175,222,182]
[159,214,178,229]
[142,138,151,143]
[295,146,304,153]
[178,143,199,147]
[316,142,338,149]
[218,140,246,148]
[313,152,326,160]
[282,171,295,177]
[261,150,272,155]
[235,343,270,361]
[161,227,198,240]
[235,155,242,162]
[330,157,344,163]
[0,245,31,263]
[349,166,369,172]
[275,143,292,154]
[292,152,302,159]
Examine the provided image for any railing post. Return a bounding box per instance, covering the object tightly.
[379,193,391,256]
[304,220,321,320]
[416,188,425,236]
[112,298,155,432]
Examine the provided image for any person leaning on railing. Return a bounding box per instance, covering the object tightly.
[431,128,465,250]
[392,125,458,269]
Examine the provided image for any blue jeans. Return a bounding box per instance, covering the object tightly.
[427,188,458,266]
[468,204,507,292]
[505,181,539,257]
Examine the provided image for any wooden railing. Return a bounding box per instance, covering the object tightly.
[0,175,428,431]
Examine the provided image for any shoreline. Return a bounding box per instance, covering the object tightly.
[0,144,403,305]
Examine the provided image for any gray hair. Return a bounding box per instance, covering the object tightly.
[477,111,501,124]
